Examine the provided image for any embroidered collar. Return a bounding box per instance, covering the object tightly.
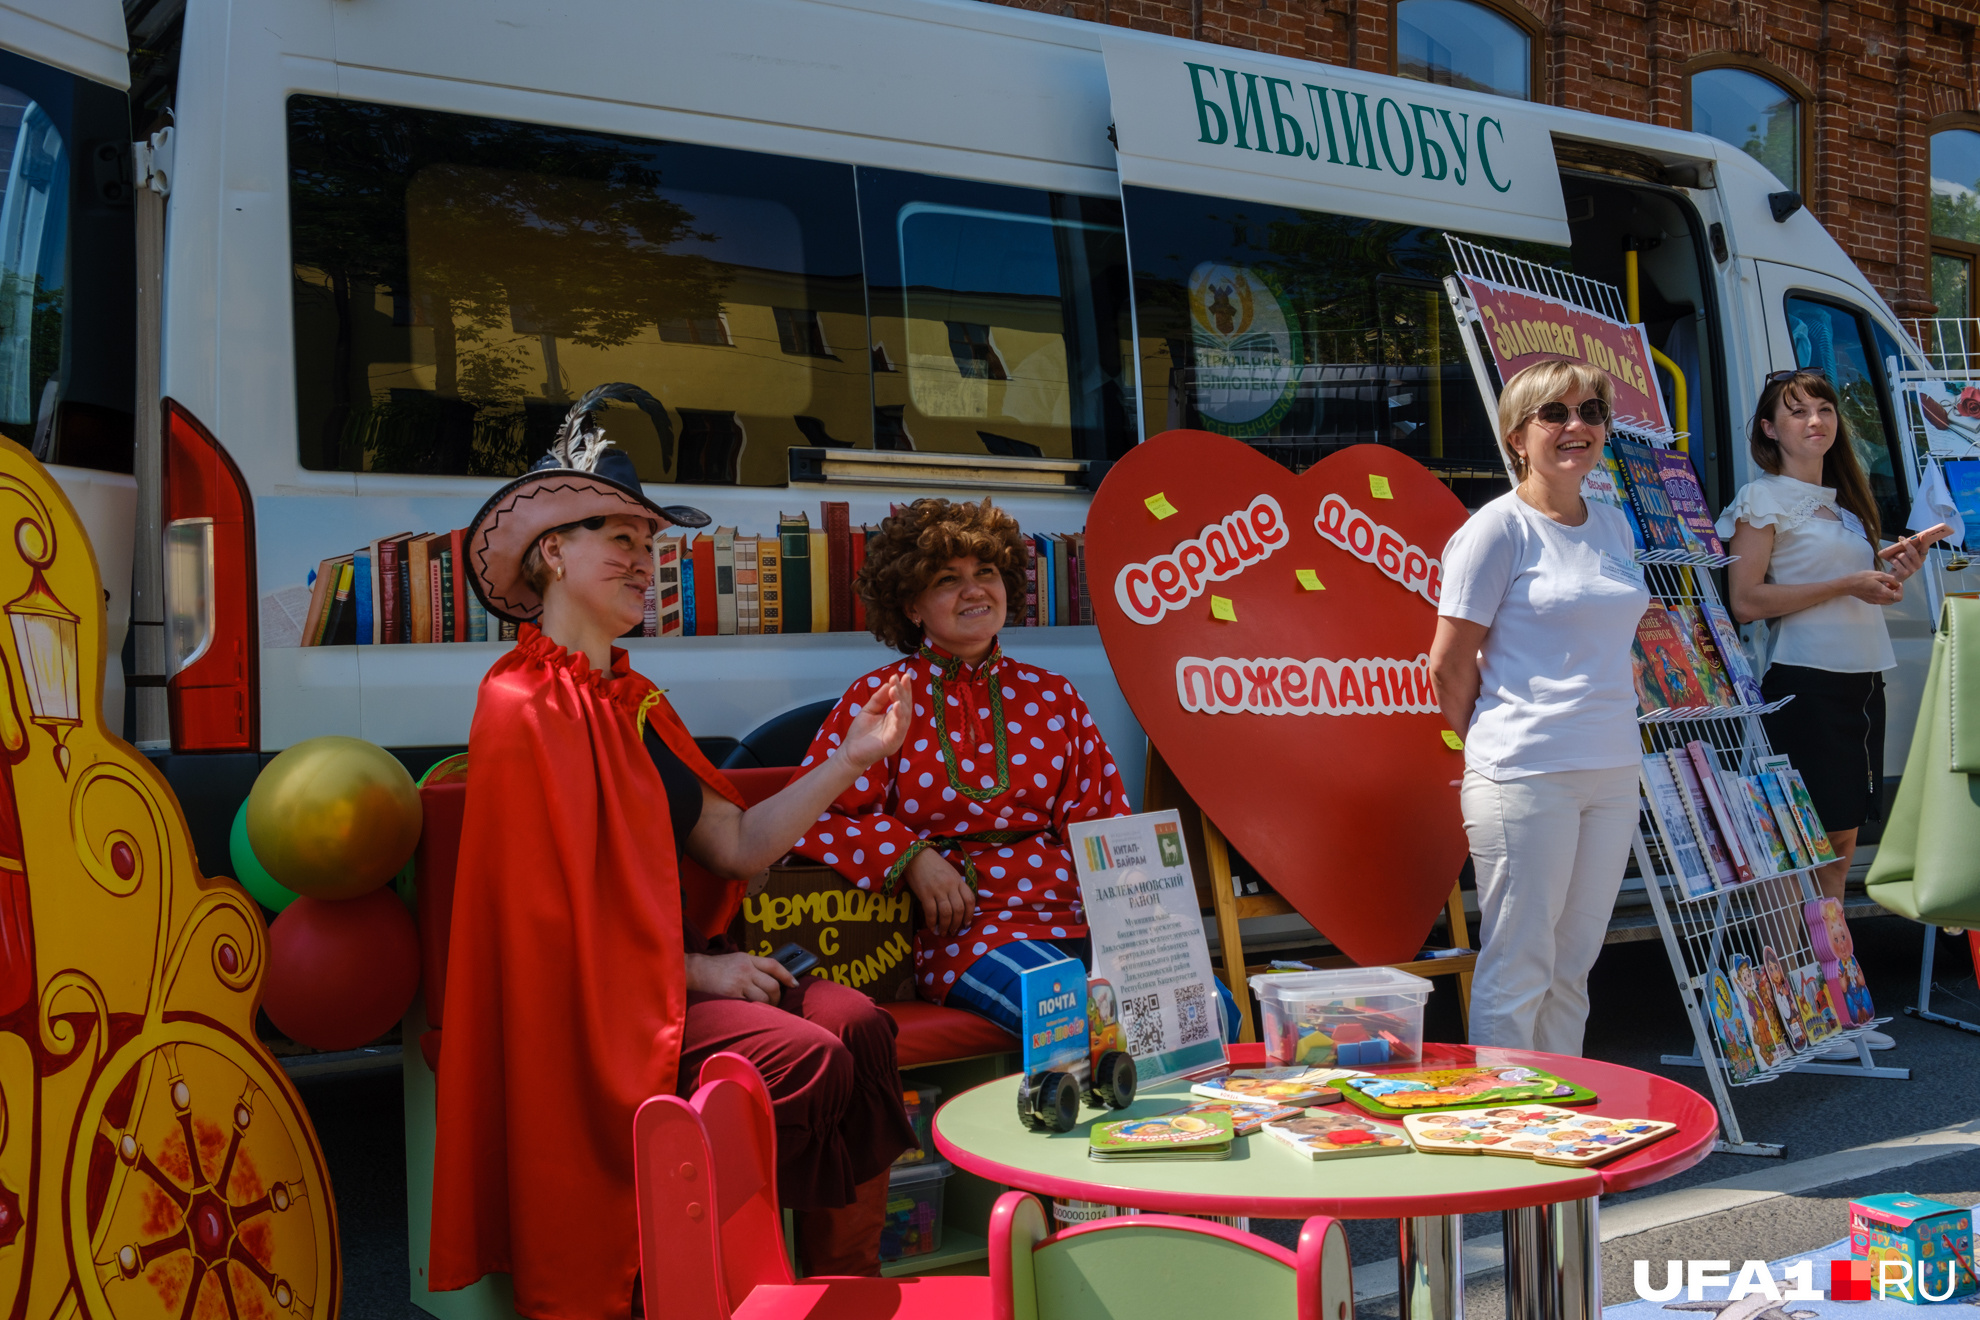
[917,641,1004,681]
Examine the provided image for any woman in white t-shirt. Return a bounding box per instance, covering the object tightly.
[1429,360,1650,1056]
[1719,368,1925,1051]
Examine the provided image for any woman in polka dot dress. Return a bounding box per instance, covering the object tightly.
[788,498,1130,1032]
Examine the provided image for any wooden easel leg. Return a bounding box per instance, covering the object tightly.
[1446,882,1473,1036]
[1202,813,1254,1043]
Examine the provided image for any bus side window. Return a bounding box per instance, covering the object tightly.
[0,51,136,473]
[287,98,865,486]
[854,168,1135,464]
[1782,294,1910,536]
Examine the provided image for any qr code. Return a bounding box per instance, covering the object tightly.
[1174,982,1212,1046]
[1120,992,1163,1056]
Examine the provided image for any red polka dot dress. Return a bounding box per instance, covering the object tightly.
[790,642,1128,1004]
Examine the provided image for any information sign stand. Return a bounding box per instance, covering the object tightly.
[1140,744,1476,1043]
[1445,237,1905,1158]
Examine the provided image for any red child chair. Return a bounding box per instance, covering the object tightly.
[987,1191,1355,1320]
[633,1052,994,1320]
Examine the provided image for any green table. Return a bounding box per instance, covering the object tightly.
[934,1045,1718,1320]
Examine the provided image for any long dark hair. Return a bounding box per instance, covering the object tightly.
[1748,370,1880,546]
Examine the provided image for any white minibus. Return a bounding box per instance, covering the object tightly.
[4,0,1933,873]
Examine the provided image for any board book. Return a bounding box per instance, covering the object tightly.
[1335,1066,1594,1116]
[1088,1112,1234,1162]
[1189,1066,1368,1107]
[1263,1111,1409,1161]
[1165,1098,1303,1137]
[1401,1105,1676,1167]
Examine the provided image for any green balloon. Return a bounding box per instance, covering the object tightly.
[230,798,298,912]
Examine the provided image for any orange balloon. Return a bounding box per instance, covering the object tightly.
[263,890,420,1052]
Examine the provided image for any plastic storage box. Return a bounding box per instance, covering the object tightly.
[879,1158,949,1262]
[893,1081,942,1166]
[1249,967,1432,1067]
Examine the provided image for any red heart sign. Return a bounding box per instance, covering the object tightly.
[1089,432,1474,966]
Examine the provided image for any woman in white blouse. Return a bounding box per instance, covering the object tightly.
[1430,360,1650,1056]
[1721,369,1925,1050]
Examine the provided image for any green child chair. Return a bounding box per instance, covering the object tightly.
[989,1190,1355,1320]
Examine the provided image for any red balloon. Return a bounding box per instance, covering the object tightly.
[263,890,420,1052]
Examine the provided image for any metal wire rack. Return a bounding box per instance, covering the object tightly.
[1629,556,1903,1158]
[1437,233,1905,1153]
[1443,234,1627,322]
[1902,317,1980,374]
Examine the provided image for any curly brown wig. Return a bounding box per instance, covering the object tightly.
[857,497,1028,654]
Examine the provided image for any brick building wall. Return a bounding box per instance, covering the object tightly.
[989,0,1980,319]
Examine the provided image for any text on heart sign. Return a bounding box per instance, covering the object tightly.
[1178,653,1438,716]
[1314,493,1445,606]
[1113,493,1291,624]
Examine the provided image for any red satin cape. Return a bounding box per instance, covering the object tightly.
[429,626,745,1320]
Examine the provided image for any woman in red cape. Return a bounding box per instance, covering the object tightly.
[431,386,916,1320]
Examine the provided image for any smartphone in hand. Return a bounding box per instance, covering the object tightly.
[770,943,820,978]
[1880,523,1953,559]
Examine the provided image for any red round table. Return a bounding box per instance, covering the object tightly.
[934,1043,1718,1320]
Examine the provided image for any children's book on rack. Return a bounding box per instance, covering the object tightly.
[1263,1111,1409,1160]
[1400,1106,1676,1167]
[269,500,1099,646]
[1334,1065,1593,1116]
[1638,741,1837,896]
[1630,599,1759,712]
[1593,437,1721,555]
[1705,941,1845,1080]
[1806,896,1875,1028]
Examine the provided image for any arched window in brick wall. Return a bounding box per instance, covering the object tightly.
[1688,67,1800,193]
[1929,128,1980,320]
[1393,0,1533,102]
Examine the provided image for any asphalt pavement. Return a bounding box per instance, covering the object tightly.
[300,914,1980,1317]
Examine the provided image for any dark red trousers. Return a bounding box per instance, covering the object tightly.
[678,977,915,1210]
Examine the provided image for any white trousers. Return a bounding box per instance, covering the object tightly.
[1462,764,1640,1056]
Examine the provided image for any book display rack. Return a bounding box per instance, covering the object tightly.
[1445,240,1905,1158]
[1627,548,1905,1158]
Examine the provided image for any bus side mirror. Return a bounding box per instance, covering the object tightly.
[1768,191,1804,223]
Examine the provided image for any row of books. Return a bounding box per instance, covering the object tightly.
[1631,596,1764,711]
[1585,434,1723,556]
[1640,741,1838,899]
[297,528,503,648]
[646,514,1096,639]
[295,502,1098,646]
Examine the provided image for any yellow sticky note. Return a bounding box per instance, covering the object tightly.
[1369,474,1394,500]
[1296,569,1325,591]
[1210,595,1236,622]
[1441,729,1465,750]
[1145,492,1179,519]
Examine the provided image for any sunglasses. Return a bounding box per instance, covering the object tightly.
[1528,398,1611,427]
[1766,367,1829,385]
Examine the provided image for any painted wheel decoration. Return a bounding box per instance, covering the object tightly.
[76,1030,332,1320]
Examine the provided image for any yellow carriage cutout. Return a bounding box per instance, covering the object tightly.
[0,438,338,1320]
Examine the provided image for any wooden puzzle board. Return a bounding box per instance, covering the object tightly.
[1401,1105,1677,1167]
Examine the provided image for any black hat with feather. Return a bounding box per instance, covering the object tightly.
[464,383,710,625]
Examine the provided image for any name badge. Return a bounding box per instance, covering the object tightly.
[1598,549,1645,588]
[1836,508,1865,539]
